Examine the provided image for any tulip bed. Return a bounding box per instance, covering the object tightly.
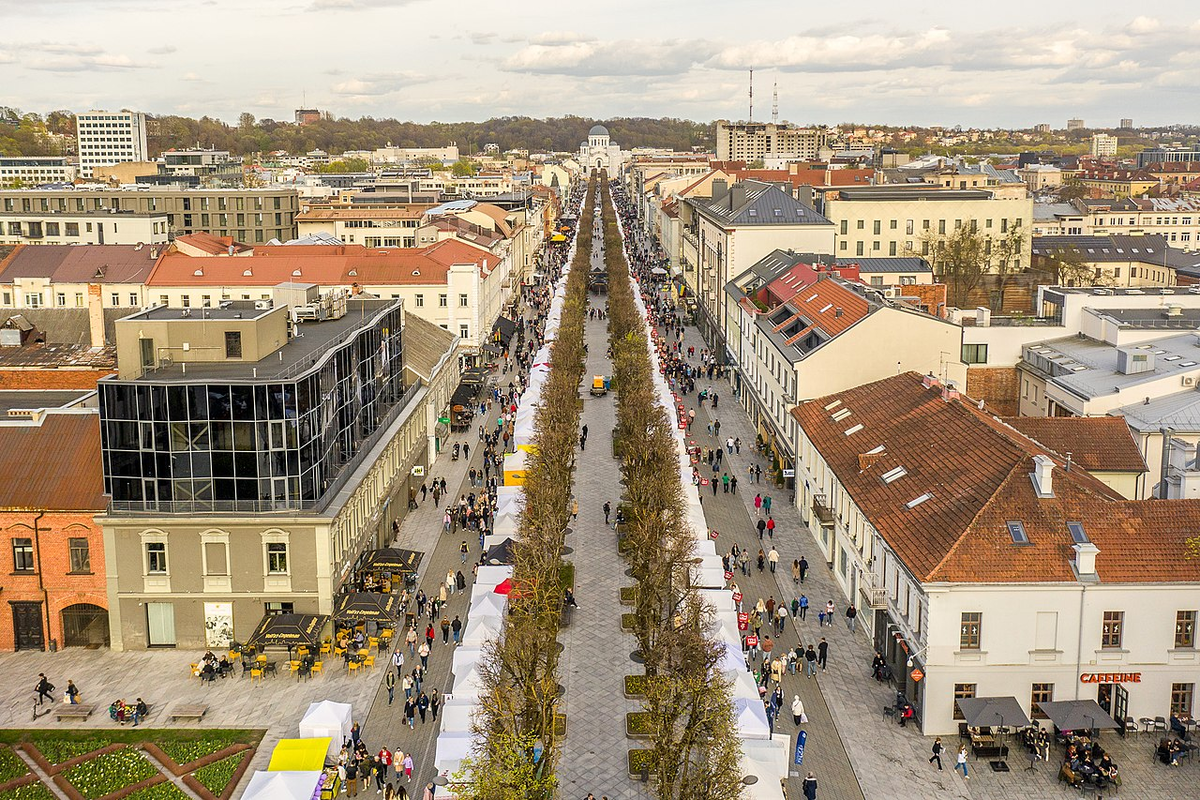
[0,780,56,800]
[192,754,245,796]
[0,747,29,783]
[62,748,158,799]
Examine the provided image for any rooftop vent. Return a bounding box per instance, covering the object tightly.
[1073,541,1100,577]
[1031,454,1055,498]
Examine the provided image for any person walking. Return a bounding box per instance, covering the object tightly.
[418,641,430,669]
[804,644,818,678]
[416,692,430,724]
[376,748,392,785]
[798,594,809,620]
[845,604,858,633]
[754,493,762,515]
[385,670,397,705]
[571,498,579,520]
[603,501,611,525]
[791,559,801,585]
[791,695,806,726]
[65,680,80,704]
[440,617,450,644]
[451,615,462,644]
[402,753,414,781]
[459,541,469,564]
[430,689,441,721]
[765,516,776,539]
[776,604,788,635]
[763,494,773,515]
[34,674,54,705]
[802,772,817,800]
[392,649,404,677]
[799,556,808,582]
[817,638,828,670]
[768,546,779,573]
[756,518,766,540]
[929,738,945,770]
[954,745,969,779]
[824,600,835,626]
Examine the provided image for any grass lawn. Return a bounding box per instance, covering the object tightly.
[0,781,56,800]
[63,749,158,799]
[0,730,260,765]
[191,753,247,796]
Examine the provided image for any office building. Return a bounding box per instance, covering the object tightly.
[0,211,168,246]
[295,109,321,125]
[714,121,829,163]
[0,187,300,243]
[1120,119,1134,130]
[1138,147,1200,168]
[1091,133,1118,158]
[1066,118,1086,131]
[97,292,461,649]
[0,157,77,187]
[75,111,148,178]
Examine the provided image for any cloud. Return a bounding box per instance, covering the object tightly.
[529,31,595,45]
[148,44,177,54]
[308,0,417,10]
[503,39,715,77]
[469,32,496,45]
[27,52,154,72]
[331,71,425,98]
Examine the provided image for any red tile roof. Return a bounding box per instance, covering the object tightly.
[0,244,158,284]
[765,277,869,337]
[792,373,1200,584]
[146,239,493,287]
[174,232,253,255]
[0,412,106,510]
[1001,417,1147,474]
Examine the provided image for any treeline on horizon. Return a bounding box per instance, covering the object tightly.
[0,108,713,157]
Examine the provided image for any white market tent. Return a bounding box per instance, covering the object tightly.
[438,699,479,734]
[241,771,324,800]
[739,736,791,800]
[462,614,503,648]
[733,696,772,741]
[469,591,508,619]
[434,731,480,775]
[473,565,513,591]
[298,701,352,757]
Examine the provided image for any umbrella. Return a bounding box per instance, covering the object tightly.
[493,577,513,595]
[955,696,1031,729]
[1035,700,1120,732]
[333,592,398,622]
[359,548,423,573]
[485,537,515,565]
[246,613,328,652]
[650,267,668,276]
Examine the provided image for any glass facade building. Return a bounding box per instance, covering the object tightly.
[100,301,406,512]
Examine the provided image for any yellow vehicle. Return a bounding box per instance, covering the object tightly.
[590,375,609,396]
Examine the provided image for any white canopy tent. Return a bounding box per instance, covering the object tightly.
[241,771,324,800]
[733,696,772,741]
[434,731,480,776]
[297,701,352,757]
[469,592,508,619]
[438,699,480,734]
[691,564,728,589]
[739,736,791,800]
[462,614,503,647]
[473,565,513,591]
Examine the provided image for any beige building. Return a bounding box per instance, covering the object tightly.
[715,121,829,163]
[97,297,459,650]
[0,157,77,187]
[0,243,158,313]
[824,186,1033,270]
[0,187,300,244]
[0,211,168,247]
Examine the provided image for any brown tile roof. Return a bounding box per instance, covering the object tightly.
[767,277,870,337]
[0,411,106,510]
[0,244,158,284]
[1001,416,1147,473]
[792,373,1200,584]
[173,233,253,256]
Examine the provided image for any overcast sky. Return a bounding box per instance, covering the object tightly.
[1,0,1197,129]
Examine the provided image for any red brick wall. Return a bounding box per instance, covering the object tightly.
[967,367,1020,416]
[0,511,108,651]
[0,369,115,390]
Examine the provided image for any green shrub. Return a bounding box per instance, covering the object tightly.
[156,736,239,767]
[192,753,245,796]
[627,749,655,775]
[620,613,637,630]
[624,675,648,696]
[0,748,29,783]
[625,712,652,735]
[619,587,637,605]
[63,749,157,799]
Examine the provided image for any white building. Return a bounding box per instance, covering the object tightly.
[714,121,829,163]
[579,125,627,175]
[0,210,168,246]
[0,157,77,187]
[75,110,148,178]
[1092,133,1119,158]
[792,371,1200,735]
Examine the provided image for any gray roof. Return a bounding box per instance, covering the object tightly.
[1116,390,1200,433]
[1031,234,1200,272]
[0,307,135,346]
[835,257,931,274]
[0,389,94,413]
[589,124,609,136]
[698,181,832,227]
[403,312,458,380]
[1024,333,1200,401]
[1033,202,1081,221]
[833,186,994,202]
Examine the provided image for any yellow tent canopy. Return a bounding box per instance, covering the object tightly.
[268,738,331,771]
[550,233,567,242]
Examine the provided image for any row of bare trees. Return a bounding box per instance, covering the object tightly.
[458,177,597,799]
[601,176,744,800]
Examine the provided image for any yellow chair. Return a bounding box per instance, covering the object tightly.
[368,637,380,650]
[357,648,370,658]
[311,661,323,675]
[189,663,200,676]
[333,646,346,658]
[363,656,375,670]
[289,660,301,674]
[348,662,360,676]
[320,642,332,655]
[297,646,309,656]
[250,668,263,683]
[381,628,394,639]
[256,654,268,664]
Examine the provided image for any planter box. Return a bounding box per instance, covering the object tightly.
[625,712,652,740]
[624,674,648,698]
[627,749,654,782]
[620,613,637,631]
[618,587,637,606]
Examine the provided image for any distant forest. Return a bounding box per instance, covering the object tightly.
[0,108,713,157]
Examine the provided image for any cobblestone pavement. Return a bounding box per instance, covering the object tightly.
[556,221,651,800]
[670,320,1200,799]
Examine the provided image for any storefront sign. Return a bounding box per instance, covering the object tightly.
[910,667,924,682]
[1080,672,1142,684]
[411,465,426,477]
[782,469,795,478]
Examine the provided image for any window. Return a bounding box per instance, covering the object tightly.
[960,612,982,650]
[64,537,91,573]
[459,324,470,339]
[953,683,976,719]
[12,538,34,571]
[265,601,294,616]
[130,293,138,306]
[146,541,168,574]
[458,293,468,307]
[870,276,884,287]
[1172,683,1195,716]
[961,343,988,364]
[56,292,66,307]
[1031,683,1054,719]
[415,294,424,307]
[1101,611,1124,649]
[873,220,881,235]
[266,542,288,574]
[840,220,848,235]
[26,293,42,308]
[855,242,864,256]
[1176,611,1196,649]
[439,294,448,307]
[224,331,242,358]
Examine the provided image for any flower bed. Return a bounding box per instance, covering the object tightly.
[191,754,244,797]
[123,784,189,800]
[625,712,652,739]
[154,737,240,770]
[62,749,157,799]
[0,780,56,800]
[0,748,29,783]
[627,748,655,779]
[28,737,112,766]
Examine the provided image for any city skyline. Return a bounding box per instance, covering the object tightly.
[1,0,1198,129]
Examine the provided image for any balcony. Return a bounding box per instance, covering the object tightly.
[859,573,888,609]
[812,493,836,526]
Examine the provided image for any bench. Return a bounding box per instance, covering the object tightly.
[169,703,208,722]
[55,703,96,721]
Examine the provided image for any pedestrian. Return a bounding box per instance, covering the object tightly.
[804,644,818,677]
[451,615,462,644]
[345,760,360,797]
[417,691,429,723]
[802,772,817,800]
[954,745,969,778]
[754,493,762,514]
[35,674,54,705]
[817,638,828,670]
[571,498,579,520]
[763,494,772,514]
[791,559,801,584]
[402,753,414,780]
[418,641,430,669]
[756,518,766,540]
[776,604,788,635]
[385,670,397,705]
[392,649,404,677]
[825,600,835,626]
[792,695,806,726]
[460,541,469,564]
[734,436,741,454]
[422,783,433,800]
[930,738,944,770]
[603,501,611,525]
[377,747,392,784]
[440,617,450,644]
[430,689,441,721]
[756,548,765,572]
[765,516,775,539]
[799,556,808,582]
[721,473,729,493]
[403,697,415,729]
[726,436,734,454]
[402,674,413,699]
[846,604,858,633]
[817,610,826,627]
[406,626,418,655]
[65,680,80,704]
[768,546,779,573]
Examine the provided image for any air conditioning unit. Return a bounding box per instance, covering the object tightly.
[1184,375,1197,388]
[254,300,272,310]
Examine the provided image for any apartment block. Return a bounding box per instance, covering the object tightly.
[76,110,148,178]
[714,121,829,163]
[0,211,168,246]
[0,157,77,187]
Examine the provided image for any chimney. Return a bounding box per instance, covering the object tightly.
[87,283,106,347]
[1031,454,1055,497]
[975,306,992,327]
[941,382,960,402]
[711,179,728,203]
[921,373,940,390]
[730,183,749,209]
[1073,542,1099,576]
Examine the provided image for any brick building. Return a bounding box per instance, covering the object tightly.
[0,406,108,650]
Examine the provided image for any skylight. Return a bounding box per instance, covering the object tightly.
[1007,520,1030,545]
[866,444,885,455]
[831,408,852,422]
[1067,521,1090,544]
[819,304,833,313]
[906,492,933,509]
[844,423,864,436]
[881,466,908,483]
[824,399,842,411]
[807,293,819,303]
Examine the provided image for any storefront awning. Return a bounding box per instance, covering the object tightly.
[1035,700,1120,732]
[333,592,399,622]
[359,547,423,573]
[955,696,1030,729]
[246,613,329,651]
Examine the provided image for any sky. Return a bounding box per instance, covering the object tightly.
[1,0,1199,129]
